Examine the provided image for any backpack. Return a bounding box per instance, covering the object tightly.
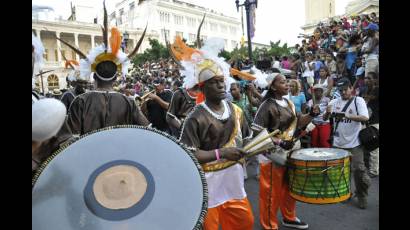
[354,97,379,151]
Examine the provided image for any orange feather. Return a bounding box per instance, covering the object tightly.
[110,27,122,56]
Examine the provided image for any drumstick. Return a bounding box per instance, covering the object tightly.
[247,146,275,158]
[243,129,280,152]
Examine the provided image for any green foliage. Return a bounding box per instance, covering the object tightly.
[131,38,170,66]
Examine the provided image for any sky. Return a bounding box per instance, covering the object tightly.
[32,0,353,46]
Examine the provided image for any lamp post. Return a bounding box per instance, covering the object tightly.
[122,31,129,52]
[235,0,257,63]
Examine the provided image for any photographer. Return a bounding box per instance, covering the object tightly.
[323,78,370,209]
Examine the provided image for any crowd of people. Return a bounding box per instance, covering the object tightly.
[32,7,379,230]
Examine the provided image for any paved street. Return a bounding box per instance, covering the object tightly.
[244,162,379,230]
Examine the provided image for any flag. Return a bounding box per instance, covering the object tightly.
[249,0,256,39]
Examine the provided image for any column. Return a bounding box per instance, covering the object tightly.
[74,33,79,61]
[36,29,41,41]
[91,35,95,49]
[56,31,62,63]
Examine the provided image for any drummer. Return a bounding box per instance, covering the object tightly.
[63,13,149,135]
[179,58,254,230]
[252,73,320,230]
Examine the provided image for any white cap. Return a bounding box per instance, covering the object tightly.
[32,98,66,142]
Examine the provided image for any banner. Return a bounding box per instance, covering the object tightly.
[249,0,256,39]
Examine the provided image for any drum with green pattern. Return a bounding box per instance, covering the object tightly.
[287,148,351,204]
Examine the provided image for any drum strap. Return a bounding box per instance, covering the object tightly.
[333,97,355,134]
[201,104,245,172]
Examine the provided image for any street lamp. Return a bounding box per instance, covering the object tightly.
[122,31,129,52]
[235,0,257,63]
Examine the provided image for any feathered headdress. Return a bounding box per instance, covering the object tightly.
[58,0,147,81]
[168,35,233,104]
[59,49,84,83]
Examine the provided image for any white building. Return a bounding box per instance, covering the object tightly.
[302,0,335,35]
[109,0,241,51]
[345,0,379,16]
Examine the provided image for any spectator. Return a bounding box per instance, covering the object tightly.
[307,84,331,147]
[340,33,362,83]
[323,78,370,209]
[281,56,291,70]
[325,52,337,76]
[287,79,307,114]
[143,78,173,133]
[363,72,379,177]
[361,23,379,76]
[316,66,334,98]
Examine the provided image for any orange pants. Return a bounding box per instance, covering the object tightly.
[203,198,254,230]
[259,162,296,230]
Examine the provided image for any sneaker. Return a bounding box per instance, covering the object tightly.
[358,197,368,209]
[282,217,309,229]
[369,173,378,178]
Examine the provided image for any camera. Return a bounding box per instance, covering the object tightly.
[330,112,345,122]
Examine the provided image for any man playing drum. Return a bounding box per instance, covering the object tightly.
[179,56,254,229]
[252,73,320,230]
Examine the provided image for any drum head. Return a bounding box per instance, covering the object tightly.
[32,126,207,230]
[290,148,350,161]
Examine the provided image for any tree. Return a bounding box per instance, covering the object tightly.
[218,49,231,61]
[131,38,170,66]
[267,40,292,58]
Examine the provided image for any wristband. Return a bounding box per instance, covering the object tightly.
[215,149,221,160]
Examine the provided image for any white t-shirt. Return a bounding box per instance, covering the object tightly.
[302,61,315,78]
[205,164,246,208]
[329,96,369,148]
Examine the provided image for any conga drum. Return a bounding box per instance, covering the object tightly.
[32,125,207,230]
[287,148,351,204]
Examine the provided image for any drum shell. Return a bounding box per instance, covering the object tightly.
[287,154,351,204]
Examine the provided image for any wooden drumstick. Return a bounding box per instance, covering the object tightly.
[243,129,280,152]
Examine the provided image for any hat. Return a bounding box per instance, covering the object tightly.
[355,67,365,76]
[364,23,379,31]
[313,84,325,90]
[59,1,147,82]
[336,78,352,88]
[32,98,66,142]
[52,89,62,95]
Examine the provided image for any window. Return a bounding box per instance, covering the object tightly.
[175,31,184,38]
[47,74,59,90]
[161,29,170,40]
[223,39,228,49]
[54,49,58,62]
[119,8,124,15]
[231,40,238,49]
[174,14,184,25]
[159,11,170,23]
[220,25,227,33]
[230,26,237,35]
[43,49,49,61]
[186,16,196,27]
[210,22,218,31]
[189,33,196,42]
[129,2,135,10]
[198,19,207,29]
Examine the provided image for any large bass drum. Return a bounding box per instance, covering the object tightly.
[287,148,351,204]
[32,125,207,230]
